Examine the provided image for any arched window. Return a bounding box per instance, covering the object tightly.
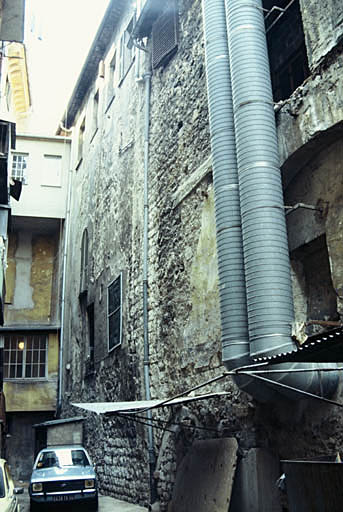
[80,229,88,294]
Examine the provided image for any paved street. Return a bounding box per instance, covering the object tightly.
[17,487,148,512]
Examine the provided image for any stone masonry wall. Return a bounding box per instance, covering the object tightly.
[62,0,343,510]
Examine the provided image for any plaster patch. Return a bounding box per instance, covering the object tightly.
[12,231,34,309]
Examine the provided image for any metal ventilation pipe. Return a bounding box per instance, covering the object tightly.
[202,0,338,401]
[202,0,249,370]
[225,0,294,359]
[224,0,338,399]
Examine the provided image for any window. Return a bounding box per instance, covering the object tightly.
[36,449,90,469]
[106,50,117,111]
[77,117,86,167]
[3,334,47,379]
[42,154,62,187]
[80,229,89,294]
[263,0,309,101]
[92,90,99,138]
[119,15,136,83]
[152,0,178,69]
[107,274,122,351]
[11,152,28,184]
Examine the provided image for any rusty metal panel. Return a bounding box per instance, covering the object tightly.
[282,460,343,512]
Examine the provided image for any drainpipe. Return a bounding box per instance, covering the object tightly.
[142,56,157,505]
[58,145,73,413]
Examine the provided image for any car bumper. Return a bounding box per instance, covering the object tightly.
[30,489,97,505]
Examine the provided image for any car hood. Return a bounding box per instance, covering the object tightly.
[31,466,96,482]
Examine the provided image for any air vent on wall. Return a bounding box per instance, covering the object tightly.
[152,0,178,69]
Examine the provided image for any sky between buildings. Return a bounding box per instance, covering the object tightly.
[24,0,111,135]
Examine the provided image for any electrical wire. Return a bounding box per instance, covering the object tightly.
[266,0,296,33]
[122,372,230,415]
[113,366,343,416]
[118,412,220,434]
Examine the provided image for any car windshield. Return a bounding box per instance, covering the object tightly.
[36,449,90,468]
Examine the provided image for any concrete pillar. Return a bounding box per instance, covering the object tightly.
[229,448,282,512]
[170,438,238,512]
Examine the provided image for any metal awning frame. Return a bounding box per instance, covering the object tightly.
[73,365,343,417]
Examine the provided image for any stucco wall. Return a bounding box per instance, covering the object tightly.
[3,230,60,412]
[5,231,58,324]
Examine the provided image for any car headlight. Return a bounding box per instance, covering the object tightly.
[84,479,95,489]
[32,482,43,492]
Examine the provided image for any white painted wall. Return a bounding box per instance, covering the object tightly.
[10,134,71,219]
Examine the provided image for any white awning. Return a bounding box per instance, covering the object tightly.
[72,391,230,415]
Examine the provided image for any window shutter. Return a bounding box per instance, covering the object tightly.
[80,229,89,294]
[152,0,178,69]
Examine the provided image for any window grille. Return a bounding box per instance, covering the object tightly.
[107,274,122,351]
[152,0,178,69]
[3,334,47,379]
[11,153,28,184]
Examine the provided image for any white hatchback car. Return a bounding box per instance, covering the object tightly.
[0,458,23,511]
[29,445,98,511]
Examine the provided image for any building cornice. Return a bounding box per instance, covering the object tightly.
[7,42,31,115]
[60,0,127,131]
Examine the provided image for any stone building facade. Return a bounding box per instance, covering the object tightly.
[59,0,343,510]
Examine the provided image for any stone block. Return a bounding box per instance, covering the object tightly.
[170,437,238,512]
[229,448,282,512]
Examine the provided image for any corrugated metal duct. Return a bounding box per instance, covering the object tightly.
[201,0,250,370]
[225,0,294,359]
[202,0,338,401]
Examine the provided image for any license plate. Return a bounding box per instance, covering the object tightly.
[50,494,78,502]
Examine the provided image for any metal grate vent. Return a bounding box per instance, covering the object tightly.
[152,0,178,69]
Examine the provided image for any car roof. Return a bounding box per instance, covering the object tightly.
[39,445,87,452]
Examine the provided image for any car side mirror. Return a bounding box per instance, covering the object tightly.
[14,487,24,495]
